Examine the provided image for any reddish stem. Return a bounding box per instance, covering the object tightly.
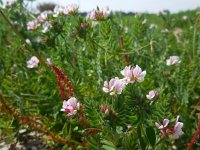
[120,36,129,66]
[187,121,200,150]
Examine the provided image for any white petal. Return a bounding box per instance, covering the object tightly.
[103,87,110,93]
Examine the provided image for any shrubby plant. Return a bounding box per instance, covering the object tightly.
[0,1,200,149]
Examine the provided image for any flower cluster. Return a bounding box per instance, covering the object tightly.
[37,11,48,23]
[61,97,80,117]
[27,3,78,32]
[27,11,52,32]
[103,77,125,95]
[27,56,39,68]
[87,7,109,21]
[155,116,184,139]
[121,65,146,84]
[55,4,78,16]
[103,65,146,95]
[53,4,78,17]
[27,20,39,30]
[26,56,52,68]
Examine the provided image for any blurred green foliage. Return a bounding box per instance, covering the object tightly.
[0,2,200,149]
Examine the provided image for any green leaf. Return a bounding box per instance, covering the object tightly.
[102,145,116,150]
[101,139,115,150]
[137,125,141,137]
[146,126,156,147]
[139,137,146,150]
[116,126,123,134]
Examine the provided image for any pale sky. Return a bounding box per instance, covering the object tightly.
[4,0,200,13]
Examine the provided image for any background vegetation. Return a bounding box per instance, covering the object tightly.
[0,1,200,149]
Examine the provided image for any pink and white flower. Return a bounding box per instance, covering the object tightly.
[132,65,146,82]
[88,6,109,21]
[53,6,64,17]
[146,90,158,100]
[155,119,169,130]
[121,65,146,84]
[42,21,52,33]
[103,77,125,95]
[27,56,39,68]
[37,12,48,23]
[61,97,80,117]
[101,105,109,115]
[120,65,134,84]
[88,11,96,20]
[166,56,180,66]
[173,116,184,139]
[27,21,39,30]
[63,3,78,15]
[155,116,184,140]
[155,119,170,136]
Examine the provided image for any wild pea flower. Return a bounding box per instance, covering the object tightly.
[182,16,188,20]
[101,105,109,115]
[146,90,158,100]
[61,97,80,117]
[155,116,184,139]
[166,56,180,66]
[42,21,52,33]
[27,56,39,68]
[88,11,96,20]
[81,22,89,28]
[155,119,169,130]
[121,65,146,84]
[173,116,184,139]
[63,3,78,15]
[46,58,52,65]
[53,6,64,17]
[149,24,157,29]
[27,20,39,30]
[102,7,109,18]
[155,118,170,136]
[103,77,125,95]
[120,65,134,84]
[37,12,48,23]
[142,19,147,25]
[25,39,31,45]
[132,65,146,82]
[88,6,109,21]
[161,28,169,33]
